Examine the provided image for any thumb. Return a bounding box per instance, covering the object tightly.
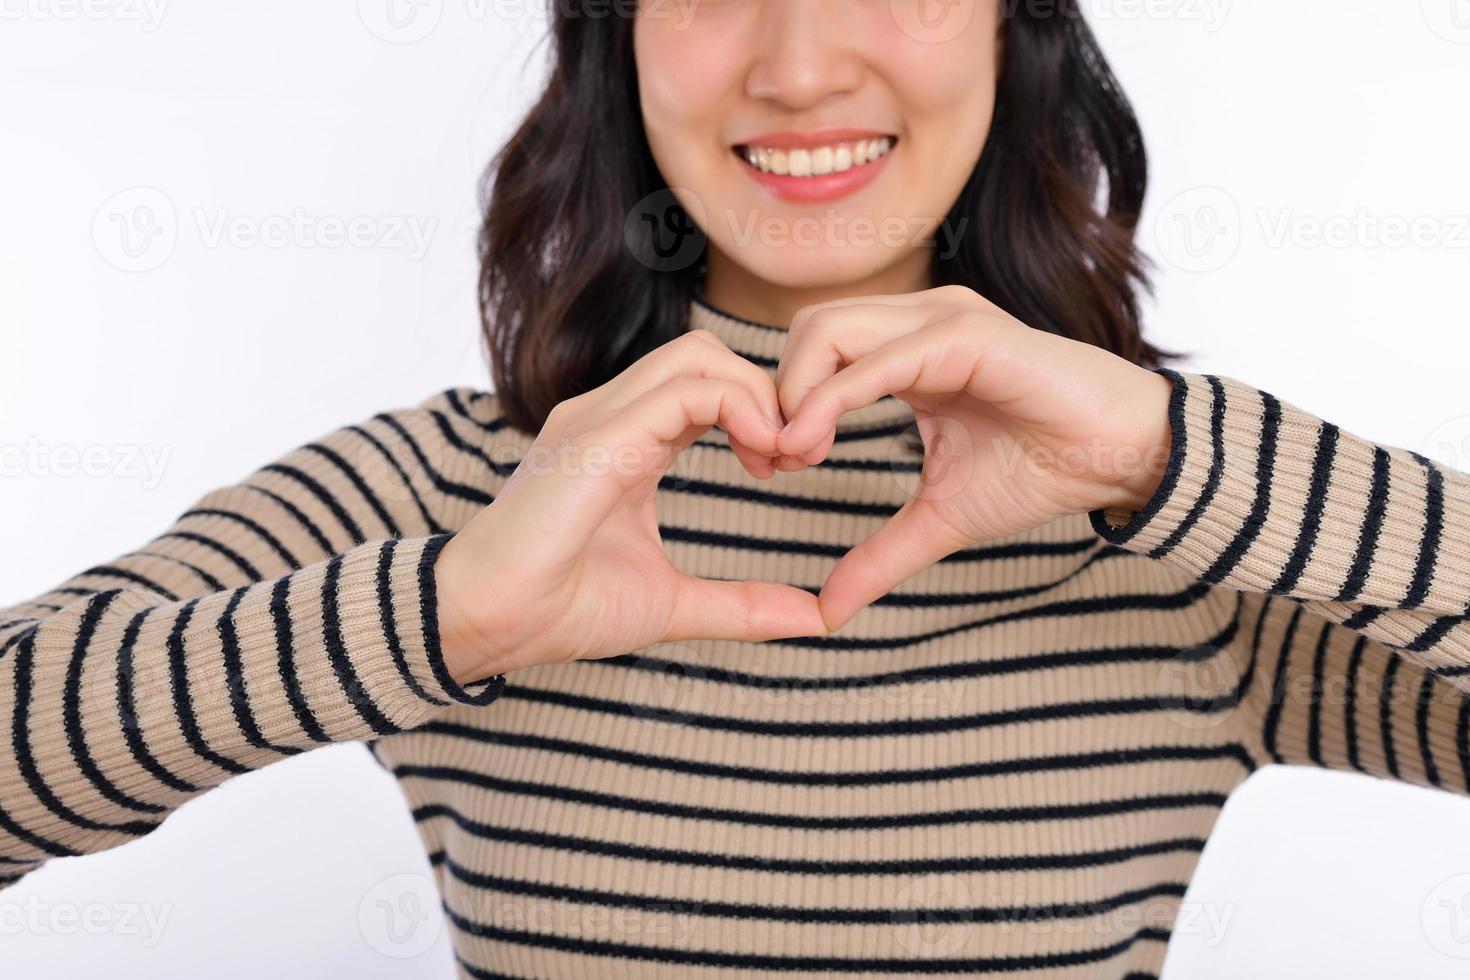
[819,499,964,631]
[665,575,828,643]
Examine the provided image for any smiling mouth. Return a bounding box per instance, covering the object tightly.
[732,136,897,177]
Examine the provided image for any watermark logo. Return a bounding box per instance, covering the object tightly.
[93,186,178,273]
[1152,186,1241,273]
[623,646,711,727]
[1422,873,1470,958]
[892,875,975,955]
[885,418,976,504]
[358,0,444,43]
[625,188,708,273]
[358,873,443,958]
[1422,0,1470,43]
[1153,643,1240,731]
[91,187,438,271]
[1423,416,1470,471]
[890,0,976,44]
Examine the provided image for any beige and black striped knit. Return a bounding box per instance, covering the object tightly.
[4,296,1470,978]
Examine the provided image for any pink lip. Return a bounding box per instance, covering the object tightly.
[732,128,897,205]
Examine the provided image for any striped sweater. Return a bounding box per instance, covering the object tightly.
[4,296,1470,978]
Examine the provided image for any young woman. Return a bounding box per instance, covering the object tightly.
[4,2,1467,977]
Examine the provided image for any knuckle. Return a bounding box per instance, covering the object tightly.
[543,397,576,429]
[685,327,725,346]
[934,283,976,302]
[646,333,693,363]
[802,306,842,342]
[681,328,728,355]
[788,303,825,338]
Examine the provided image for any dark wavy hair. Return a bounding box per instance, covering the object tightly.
[478,0,1176,434]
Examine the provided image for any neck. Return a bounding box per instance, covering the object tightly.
[699,248,933,329]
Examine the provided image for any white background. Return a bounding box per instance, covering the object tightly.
[3,1,1470,976]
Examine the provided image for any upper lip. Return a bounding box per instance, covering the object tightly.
[733,127,897,150]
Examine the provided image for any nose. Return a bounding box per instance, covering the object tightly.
[744,0,866,111]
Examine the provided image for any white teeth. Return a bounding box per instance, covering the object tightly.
[739,137,894,176]
[810,145,833,176]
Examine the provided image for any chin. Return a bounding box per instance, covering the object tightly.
[715,243,911,293]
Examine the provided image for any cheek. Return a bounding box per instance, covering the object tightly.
[892,44,996,130]
[876,4,1000,150]
[634,16,744,161]
[884,38,998,215]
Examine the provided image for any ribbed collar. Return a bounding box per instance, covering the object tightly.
[688,295,790,366]
[688,295,914,431]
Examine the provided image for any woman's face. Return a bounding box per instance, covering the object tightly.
[634,0,1001,302]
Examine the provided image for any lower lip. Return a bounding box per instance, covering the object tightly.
[735,145,894,204]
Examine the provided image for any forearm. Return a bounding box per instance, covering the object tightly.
[0,533,500,865]
[1093,368,1470,673]
[0,391,510,870]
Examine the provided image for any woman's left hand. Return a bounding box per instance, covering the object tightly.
[774,284,1175,630]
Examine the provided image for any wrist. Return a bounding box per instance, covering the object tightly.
[431,533,506,686]
[1109,368,1174,513]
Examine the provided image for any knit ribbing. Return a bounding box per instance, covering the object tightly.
[2,299,1469,979]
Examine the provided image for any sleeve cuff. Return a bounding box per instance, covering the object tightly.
[412,533,506,707]
[307,533,504,739]
[1087,367,1470,614]
[1087,366,1205,555]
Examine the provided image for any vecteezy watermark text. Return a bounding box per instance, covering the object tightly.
[0,0,168,30]
[0,897,172,946]
[93,187,438,273]
[0,439,172,490]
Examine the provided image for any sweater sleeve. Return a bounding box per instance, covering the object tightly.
[0,389,506,885]
[1090,368,1470,790]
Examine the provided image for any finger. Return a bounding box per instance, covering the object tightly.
[782,284,980,319]
[773,452,809,473]
[778,322,984,459]
[776,284,991,416]
[777,303,934,422]
[590,377,784,484]
[665,575,828,642]
[503,380,781,557]
[818,498,967,632]
[593,329,785,430]
[728,436,778,479]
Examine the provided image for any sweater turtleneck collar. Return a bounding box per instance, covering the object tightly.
[687,294,915,432]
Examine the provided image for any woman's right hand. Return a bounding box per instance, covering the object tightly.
[432,329,828,681]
